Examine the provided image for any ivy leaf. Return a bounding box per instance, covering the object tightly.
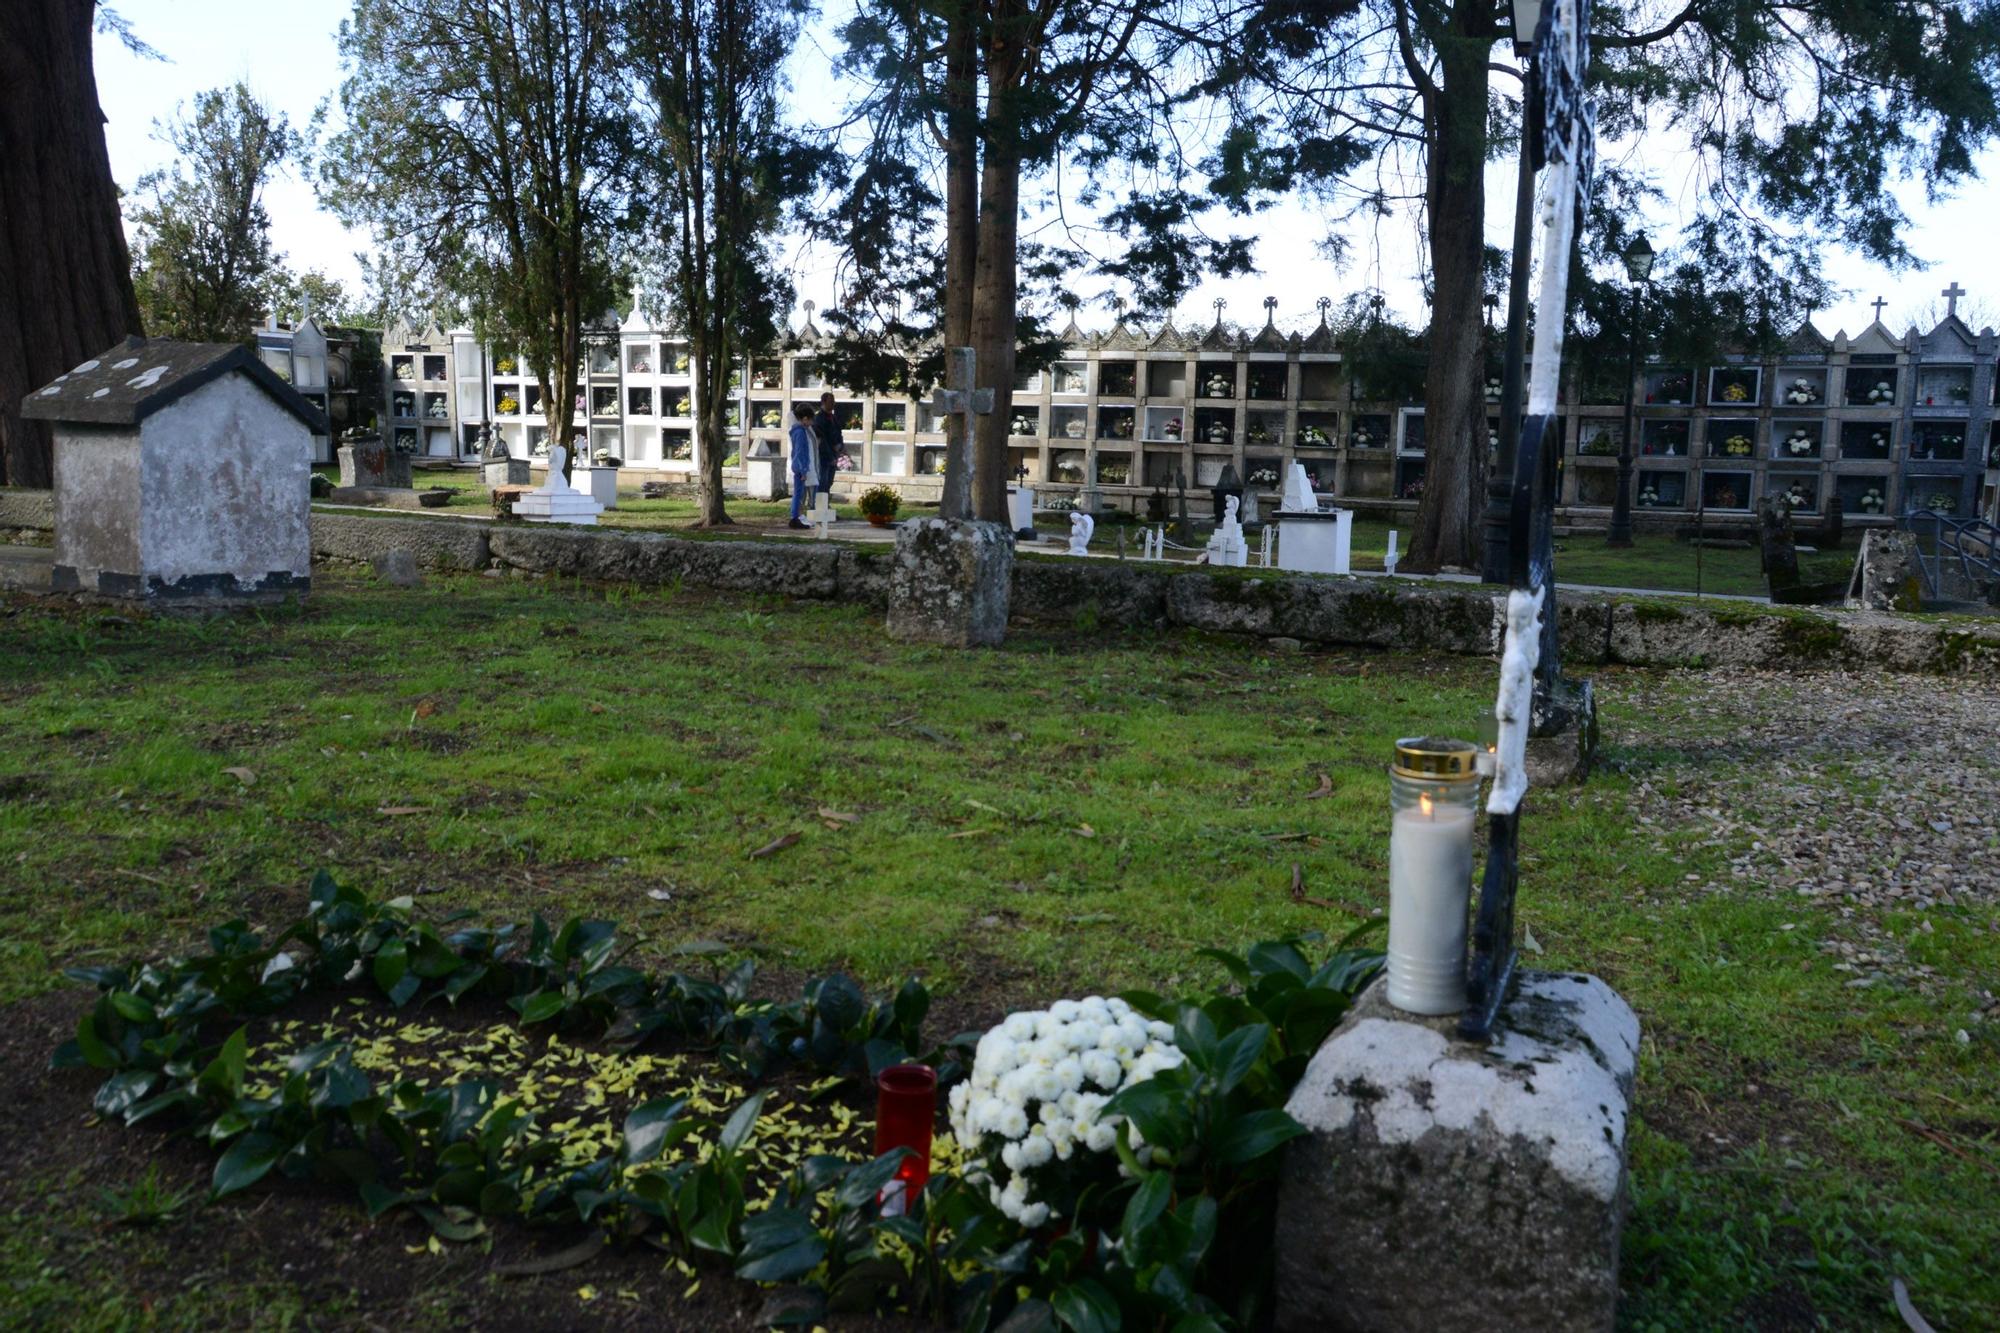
[834,1152,906,1209]
[620,1096,690,1167]
[212,1131,286,1198]
[74,1013,118,1069]
[511,991,567,1024]
[372,938,408,997]
[1206,1108,1306,1165]
[196,1028,248,1102]
[109,992,158,1024]
[996,1300,1060,1333]
[719,1091,767,1155]
[1210,1023,1271,1096]
[1051,1279,1121,1333]
[92,1069,158,1118]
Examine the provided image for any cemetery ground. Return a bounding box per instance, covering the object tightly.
[1,572,1996,1330]
[325,466,1853,598]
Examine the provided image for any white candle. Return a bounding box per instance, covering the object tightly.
[1386,794,1473,1015]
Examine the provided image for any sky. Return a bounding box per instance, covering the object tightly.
[93,0,2000,342]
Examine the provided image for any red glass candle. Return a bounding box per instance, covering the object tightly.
[874,1064,937,1213]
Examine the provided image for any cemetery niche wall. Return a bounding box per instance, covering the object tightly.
[372,290,1997,531]
[23,336,322,604]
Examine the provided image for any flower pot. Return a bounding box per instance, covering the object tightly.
[866,513,890,528]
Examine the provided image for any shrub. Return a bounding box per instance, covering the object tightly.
[859,485,901,520]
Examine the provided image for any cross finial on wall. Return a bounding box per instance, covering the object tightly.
[1315,296,1332,324]
[1942,281,1966,318]
[1263,295,1278,327]
[1869,296,1887,323]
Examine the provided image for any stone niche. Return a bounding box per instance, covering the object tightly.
[23,336,323,604]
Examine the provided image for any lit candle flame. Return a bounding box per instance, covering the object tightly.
[1419,792,1433,819]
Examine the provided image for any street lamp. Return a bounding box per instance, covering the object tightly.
[1510,0,1542,49]
[1605,234,1656,548]
[1480,0,1548,582]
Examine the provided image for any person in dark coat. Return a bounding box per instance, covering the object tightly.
[812,391,841,494]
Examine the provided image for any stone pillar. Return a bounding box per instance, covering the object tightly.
[886,518,1013,648]
[1274,971,1640,1333]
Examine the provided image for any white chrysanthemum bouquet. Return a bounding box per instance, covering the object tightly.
[947,996,1181,1228]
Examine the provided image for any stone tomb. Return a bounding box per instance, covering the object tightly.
[511,446,604,525]
[22,335,321,604]
[1275,462,1353,575]
[1274,972,1639,1332]
[886,518,1013,648]
[338,435,412,490]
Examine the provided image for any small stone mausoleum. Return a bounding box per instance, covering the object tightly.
[22,336,323,604]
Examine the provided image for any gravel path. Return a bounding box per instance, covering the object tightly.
[1611,668,2000,1029]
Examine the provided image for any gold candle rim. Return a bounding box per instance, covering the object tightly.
[1391,736,1481,781]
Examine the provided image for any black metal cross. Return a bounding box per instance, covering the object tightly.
[1460,0,1595,1042]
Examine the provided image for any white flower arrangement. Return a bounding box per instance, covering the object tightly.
[1785,430,1814,457]
[1248,467,1279,485]
[1866,380,1894,404]
[1785,378,1820,405]
[948,997,1182,1229]
[1638,485,1661,507]
[1784,485,1811,509]
[1860,489,1884,513]
[1485,377,1503,402]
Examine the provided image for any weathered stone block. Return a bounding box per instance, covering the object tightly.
[483,457,531,488]
[1846,528,1923,612]
[309,513,489,572]
[338,441,390,488]
[1275,972,1639,1333]
[371,549,423,588]
[887,518,1013,647]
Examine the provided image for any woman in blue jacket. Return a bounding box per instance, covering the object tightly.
[788,403,817,528]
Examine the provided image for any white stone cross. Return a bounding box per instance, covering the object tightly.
[927,346,995,521]
[1942,281,1966,319]
[809,489,834,540]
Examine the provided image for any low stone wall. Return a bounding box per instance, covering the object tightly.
[5,495,1990,673]
[311,512,491,573]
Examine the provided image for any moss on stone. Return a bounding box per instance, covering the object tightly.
[1629,601,1688,625]
[1774,615,1845,664]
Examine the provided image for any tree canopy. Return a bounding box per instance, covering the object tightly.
[127,82,303,344]
[1213,0,2000,567]
[322,0,631,472]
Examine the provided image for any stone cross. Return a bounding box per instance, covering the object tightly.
[1942,281,1966,319]
[928,346,995,521]
[1871,296,1888,323]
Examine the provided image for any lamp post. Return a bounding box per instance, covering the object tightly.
[1605,234,1655,548]
[1481,0,1546,583]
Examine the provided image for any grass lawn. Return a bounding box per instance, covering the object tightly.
[9,569,1989,1329]
[337,465,1854,598]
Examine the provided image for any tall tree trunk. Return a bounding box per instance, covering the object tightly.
[969,142,1021,525]
[0,0,144,487]
[1404,16,1492,573]
[695,330,731,526]
[938,0,979,519]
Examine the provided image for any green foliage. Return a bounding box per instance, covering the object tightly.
[626,0,825,524]
[94,1164,199,1228]
[54,871,943,1233]
[858,485,902,520]
[322,0,629,444]
[127,82,304,342]
[57,871,1378,1330]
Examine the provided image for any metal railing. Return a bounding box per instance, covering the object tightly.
[1903,509,2000,602]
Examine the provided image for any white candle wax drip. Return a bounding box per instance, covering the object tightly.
[1386,792,1473,1015]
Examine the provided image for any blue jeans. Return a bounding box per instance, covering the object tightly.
[791,470,812,520]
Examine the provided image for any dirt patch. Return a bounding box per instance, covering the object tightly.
[0,983,940,1330]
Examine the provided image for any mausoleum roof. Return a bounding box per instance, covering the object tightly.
[23,336,328,434]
